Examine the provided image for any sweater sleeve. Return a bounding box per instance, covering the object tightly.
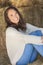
[6,27,42,45]
[26,23,39,33]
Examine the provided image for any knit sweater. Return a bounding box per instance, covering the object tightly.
[6,23,43,65]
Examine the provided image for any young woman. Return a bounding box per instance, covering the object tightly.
[4,6,43,65]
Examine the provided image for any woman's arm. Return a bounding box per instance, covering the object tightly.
[26,23,43,34]
[24,34,42,45]
[39,28,43,34]
[6,27,43,45]
[26,23,39,33]
[41,36,43,43]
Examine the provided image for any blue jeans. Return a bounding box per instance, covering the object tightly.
[16,30,43,65]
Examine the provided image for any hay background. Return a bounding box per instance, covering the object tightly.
[0,0,43,65]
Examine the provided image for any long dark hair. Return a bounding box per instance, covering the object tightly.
[4,6,26,31]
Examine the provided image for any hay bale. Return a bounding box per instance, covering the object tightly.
[0,0,43,65]
[9,0,33,7]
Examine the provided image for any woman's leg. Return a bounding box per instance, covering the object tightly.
[33,30,43,57]
[29,47,38,63]
[33,45,43,57]
[17,30,43,65]
[29,30,43,57]
[16,44,33,65]
[28,31,40,63]
[16,30,40,65]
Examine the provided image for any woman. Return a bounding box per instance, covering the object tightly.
[4,6,43,65]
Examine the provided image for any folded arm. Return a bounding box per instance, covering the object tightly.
[26,23,43,34]
[6,27,43,45]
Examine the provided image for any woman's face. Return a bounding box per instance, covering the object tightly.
[8,9,20,25]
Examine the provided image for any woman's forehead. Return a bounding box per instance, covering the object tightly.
[8,9,17,14]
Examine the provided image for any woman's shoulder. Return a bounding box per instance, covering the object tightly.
[6,27,18,35]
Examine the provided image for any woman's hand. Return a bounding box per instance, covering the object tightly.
[41,36,43,43]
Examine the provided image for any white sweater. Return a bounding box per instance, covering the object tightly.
[6,23,43,65]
